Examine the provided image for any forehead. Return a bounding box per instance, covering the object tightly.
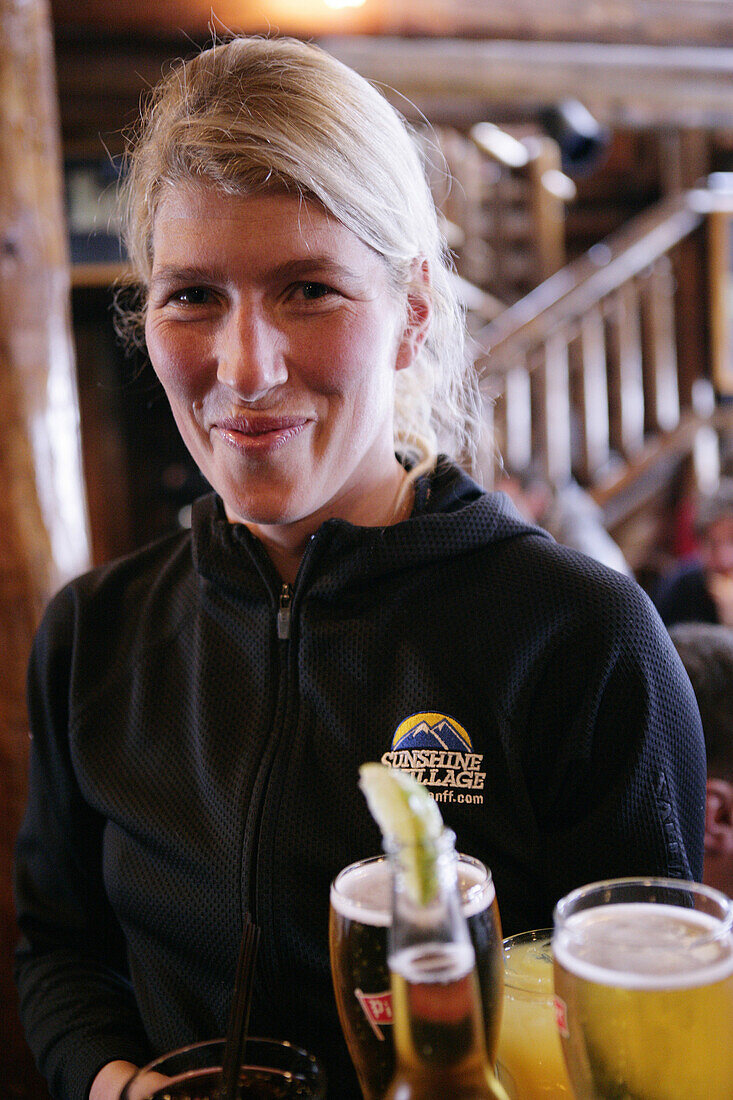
[149,183,372,270]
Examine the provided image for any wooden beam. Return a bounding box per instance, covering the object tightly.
[639,258,680,432]
[537,331,573,485]
[606,280,646,458]
[322,37,733,130]
[381,0,733,47]
[49,0,733,48]
[573,307,611,481]
[707,208,733,396]
[0,4,89,1097]
[591,406,733,528]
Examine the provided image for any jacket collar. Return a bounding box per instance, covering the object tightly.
[190,457,548,593]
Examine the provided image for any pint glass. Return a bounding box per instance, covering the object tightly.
[552,877,733,1100]
[329,852,503,1100]
[495,929,573,1099]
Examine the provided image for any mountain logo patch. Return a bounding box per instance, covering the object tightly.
[381,712,485,805]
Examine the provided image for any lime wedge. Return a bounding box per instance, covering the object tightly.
[358,763,444,905]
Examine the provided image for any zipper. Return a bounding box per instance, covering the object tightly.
[247,533,323,929]
[277,583,293,640]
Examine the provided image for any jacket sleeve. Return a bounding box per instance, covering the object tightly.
[13,589,151,1100]
[526,568,707,914]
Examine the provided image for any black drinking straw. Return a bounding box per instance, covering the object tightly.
[220,914,261,1100]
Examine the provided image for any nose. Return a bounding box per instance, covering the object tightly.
[216,301,288,401]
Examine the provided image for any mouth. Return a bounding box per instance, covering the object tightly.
[214,414,311,453]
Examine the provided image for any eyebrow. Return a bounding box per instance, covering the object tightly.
[273,257,363,281]
[148,256,363,289]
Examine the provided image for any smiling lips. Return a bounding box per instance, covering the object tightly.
[214,414,311,452]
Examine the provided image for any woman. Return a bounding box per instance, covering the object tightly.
[14,36,705,1100]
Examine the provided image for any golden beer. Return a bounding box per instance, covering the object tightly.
[495,930,573,1099]
[553,891,733,1100]
[387,941,507,1099]
[329,854,503,1100]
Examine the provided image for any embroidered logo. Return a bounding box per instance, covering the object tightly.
[381,712,486,805]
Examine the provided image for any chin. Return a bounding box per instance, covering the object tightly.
[222,494,301,528]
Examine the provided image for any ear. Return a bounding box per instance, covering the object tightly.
[704,778,733,856]
[395,257,432,372]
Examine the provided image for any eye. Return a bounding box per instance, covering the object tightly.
[170,286,213,306]
[297,282,335,301]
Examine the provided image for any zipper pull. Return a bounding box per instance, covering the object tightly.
[277,583,293,640]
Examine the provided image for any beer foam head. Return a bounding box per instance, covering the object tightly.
[554,903,733,991]
[331,857,392,926]
[330,855,494,926]
[390,941,476,984]
[459,855,496,918]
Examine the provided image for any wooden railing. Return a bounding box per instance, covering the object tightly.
[429,123,575,311]
[469,177,733,563]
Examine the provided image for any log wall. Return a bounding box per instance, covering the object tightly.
[0,2,90,1097]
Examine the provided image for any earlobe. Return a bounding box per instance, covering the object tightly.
[395,258,432,372]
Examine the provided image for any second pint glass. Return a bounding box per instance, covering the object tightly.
[329,853,503,1100]
[495,929,573,1098]
[553,877,733,1099]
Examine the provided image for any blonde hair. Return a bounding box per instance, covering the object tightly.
[117,35,479,466]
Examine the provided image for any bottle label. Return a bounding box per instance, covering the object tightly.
[354,988,393,1039]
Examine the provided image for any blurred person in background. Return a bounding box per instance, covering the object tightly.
[669,622,733,897]
[655,479,733,627]
[496,466,632,577]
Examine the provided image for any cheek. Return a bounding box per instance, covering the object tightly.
[146,324,208,401]
[309,312,400,397]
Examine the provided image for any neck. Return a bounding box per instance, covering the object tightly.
[246,461,413,584]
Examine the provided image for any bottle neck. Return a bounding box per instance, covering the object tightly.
[386,830,490,1081]
[387,829,470,959]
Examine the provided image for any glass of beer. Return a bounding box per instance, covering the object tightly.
[552,877,733,1100]
[495,929,573,1099]
[329,852,503,1100]
[119,1037,326,1099]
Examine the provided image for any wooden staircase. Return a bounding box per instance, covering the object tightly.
[468,177,733,577]
[429,122,575,310]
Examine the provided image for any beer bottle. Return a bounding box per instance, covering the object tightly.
[385,828,509,1100]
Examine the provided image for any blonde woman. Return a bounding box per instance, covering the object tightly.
[15,36,704,1100]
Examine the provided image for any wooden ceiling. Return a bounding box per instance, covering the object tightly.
[50,0,385,38]
[49,0,733,163]
[49,0,733,46]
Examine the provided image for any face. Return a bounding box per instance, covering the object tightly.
[704,778,733,898]
[701,516,733,577]
[145,185,427,545]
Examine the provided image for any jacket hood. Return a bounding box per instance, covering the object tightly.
[191,457,549,594]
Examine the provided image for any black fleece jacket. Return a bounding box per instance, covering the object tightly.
[14,459,705,1100]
